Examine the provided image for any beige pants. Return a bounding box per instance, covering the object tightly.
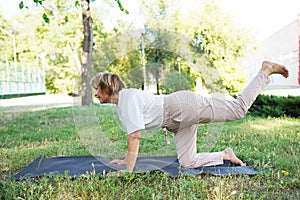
[163,71,270,168]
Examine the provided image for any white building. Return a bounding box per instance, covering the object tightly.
[245,17,300,88]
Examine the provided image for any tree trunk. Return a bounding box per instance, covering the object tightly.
[81,0,93,105]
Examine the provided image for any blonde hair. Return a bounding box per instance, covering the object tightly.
[91,72,126,95]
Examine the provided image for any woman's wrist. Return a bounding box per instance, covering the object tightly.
[126,151,138,173]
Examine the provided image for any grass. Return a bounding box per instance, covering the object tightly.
[0,105,299,199]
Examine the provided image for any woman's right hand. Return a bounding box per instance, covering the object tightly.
[109,159,128,165]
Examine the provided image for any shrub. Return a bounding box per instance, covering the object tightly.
[248,94,300,118]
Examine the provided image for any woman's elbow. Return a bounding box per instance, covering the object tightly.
[128,130,142,139]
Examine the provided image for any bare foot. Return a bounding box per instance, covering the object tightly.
[223,148,246,166]
[261,61,289,78]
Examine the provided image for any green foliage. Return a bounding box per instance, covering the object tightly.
[195,0,251,94]
[0,16,14,64]
[93,1,198,94]
[175,0,253,94]
[249,94,300,118]
[0,106,299,199]
[42,13,50,23]
[111,51,144,88]
[13,0,253,95]
[19,0,48,23]
[19,1,24,9]
[160,71,195,94]
[19,0,45,9]
[37,0,88,94]
[115,0,129,14]
[8,0,108,94]
[19,0,129,23]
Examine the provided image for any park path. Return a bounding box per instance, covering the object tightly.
[0,87,299,113]
[0,94,82,112]
[260,86,300,96]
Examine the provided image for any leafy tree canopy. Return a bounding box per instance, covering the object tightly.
[7,0,253,95]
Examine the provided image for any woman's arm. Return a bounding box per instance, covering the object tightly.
[126,130,141,172]
[109,130,141,173]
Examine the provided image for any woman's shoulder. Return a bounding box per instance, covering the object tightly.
[120,88,140,98]
[120,88,139,94]
[120,88,153,99]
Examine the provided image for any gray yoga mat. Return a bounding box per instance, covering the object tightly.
[15,156,261,180]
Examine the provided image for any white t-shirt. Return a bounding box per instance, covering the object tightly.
[117,88,164,134]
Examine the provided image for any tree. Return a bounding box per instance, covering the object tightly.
[12,1,92,94]
[18,0,252,96]
[93,0,252,95]
[18,0,128,105]
[0,15,14,65]
[160,71,194,94]
[187,0,253,94]
[81,0,93,105]
[141,0,185,94]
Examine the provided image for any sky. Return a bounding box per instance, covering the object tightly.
[0,0,299,41]
[219,0,300,41]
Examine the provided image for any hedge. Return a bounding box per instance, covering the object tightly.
[248,94,300,118]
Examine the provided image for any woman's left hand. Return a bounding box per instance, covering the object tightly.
[109,159,128,165]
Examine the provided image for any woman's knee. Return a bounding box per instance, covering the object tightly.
[234,107,247,119]
[178,157,195,168]
[228,100,248,120]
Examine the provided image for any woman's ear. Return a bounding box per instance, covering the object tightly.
[104,87,113,96]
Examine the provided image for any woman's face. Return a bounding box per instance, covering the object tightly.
[94,88,111,104]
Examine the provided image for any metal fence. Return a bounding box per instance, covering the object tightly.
[0,59,46,99]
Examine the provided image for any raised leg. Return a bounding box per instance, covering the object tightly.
[208,61,289,122]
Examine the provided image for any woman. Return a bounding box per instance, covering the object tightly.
[92,61,289,173]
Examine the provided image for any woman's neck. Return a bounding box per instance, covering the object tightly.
[109,93,119,105]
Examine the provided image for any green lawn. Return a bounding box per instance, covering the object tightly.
[0,105,299,199]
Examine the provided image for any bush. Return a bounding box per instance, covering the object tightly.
[248,94,300,118]
[160,71,194,94]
